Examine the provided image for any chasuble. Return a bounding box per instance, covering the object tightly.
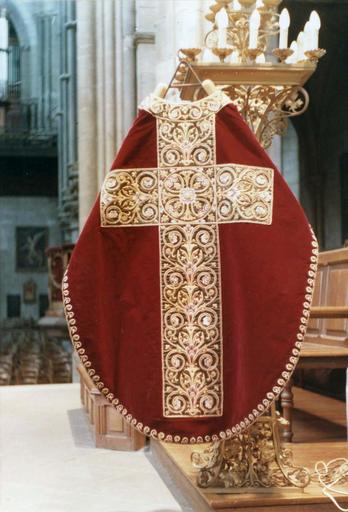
[63,90,318,444]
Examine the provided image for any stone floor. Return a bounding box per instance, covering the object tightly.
[0,383,182,512]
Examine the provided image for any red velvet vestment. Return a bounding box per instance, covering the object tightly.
[63,90,318,444]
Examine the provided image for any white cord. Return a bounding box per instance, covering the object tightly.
[315,459,348,511]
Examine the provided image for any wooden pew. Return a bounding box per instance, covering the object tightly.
[281,247,348,441]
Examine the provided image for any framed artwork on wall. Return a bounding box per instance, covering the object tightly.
[16,226,48,272]
[23,279,37,303]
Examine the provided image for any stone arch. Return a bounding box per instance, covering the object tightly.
[1,0,39,99]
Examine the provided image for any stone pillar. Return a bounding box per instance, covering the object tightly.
[134,0,156,104]
[154,0,204,85]
[76,0,98,229]
[267,134,282,172]
[58,0,79,243]
[77,0,136,230]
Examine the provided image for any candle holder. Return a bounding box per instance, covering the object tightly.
[262,0,282,6]
[178,48,202,63]
[245,47,263,63]
[239,0,255,8]
[173,0,325,150]
[216,0,231,6]
[239,0,256,6]
[304,48,326,63]
[212,47,233,63]
[272,48,294,63]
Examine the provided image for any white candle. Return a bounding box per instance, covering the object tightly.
[256,0,264,8]
[230,50,239,63]
[285,41,298,63]
[296,31,305,61]
[309,10,321,49]
[249,9,261,49]
[216,7,229,48]
[303,21,311,51]
[233,0,242,11]
[256,52,265,64]
[202,48,214,62]
[279,8,290,49]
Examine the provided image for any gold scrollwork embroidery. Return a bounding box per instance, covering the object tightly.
[140,90,231,168]
[68,92,318,442]
[158,117,215,167]
[139,90,232,122]
[160,167,215,224]
[216,164,273,225]
[101,168,159,226]
[161,223,223,417]
[100,163,274,418]
[101,164,274,227]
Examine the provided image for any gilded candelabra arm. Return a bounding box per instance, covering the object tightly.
[257,86,310,149]
[272,411,311,488]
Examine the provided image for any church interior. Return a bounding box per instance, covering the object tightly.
[1,0,348,511]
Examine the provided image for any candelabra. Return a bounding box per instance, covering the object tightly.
[174,0,326,149]
[171,0,327,494]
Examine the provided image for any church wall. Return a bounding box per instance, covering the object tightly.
[135,0,156,105]
[282,122,300,199]
[0,197,61,321]
[321,130,346,249]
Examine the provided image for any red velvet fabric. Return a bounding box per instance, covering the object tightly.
[65,103,315,443]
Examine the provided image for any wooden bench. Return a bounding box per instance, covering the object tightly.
[280,247,348,441]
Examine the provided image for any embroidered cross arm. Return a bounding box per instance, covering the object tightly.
[100,164,274,228]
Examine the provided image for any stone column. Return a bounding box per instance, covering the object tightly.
[267,135,282,172]
[77,0,136,230]
[76,0,98,229]
[154,0,203,85]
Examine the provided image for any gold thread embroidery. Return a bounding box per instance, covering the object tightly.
[161,223,222,417]
[216,164,273,225]
[101,164,274,227]
[140,90,231,169]
[139,90,232,122]
[160,167,215,224]
[101,169,159,226]
[100,163,274,418]
[63,226,318,443]
[69,91,318,432]
[157,116,215,167]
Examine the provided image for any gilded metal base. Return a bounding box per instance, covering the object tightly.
[191,405,311,492]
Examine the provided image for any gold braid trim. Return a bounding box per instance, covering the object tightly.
[62,227,318,444]
[139,90,232,122]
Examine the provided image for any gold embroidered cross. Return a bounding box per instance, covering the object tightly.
[100,163,273,418]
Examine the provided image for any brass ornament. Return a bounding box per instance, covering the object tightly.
[212,47,233,63]
[191,405,311,490]
[224,84,309,149]
[272,48,294,63]
[304,49,327,63]
[178,48,202,63]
